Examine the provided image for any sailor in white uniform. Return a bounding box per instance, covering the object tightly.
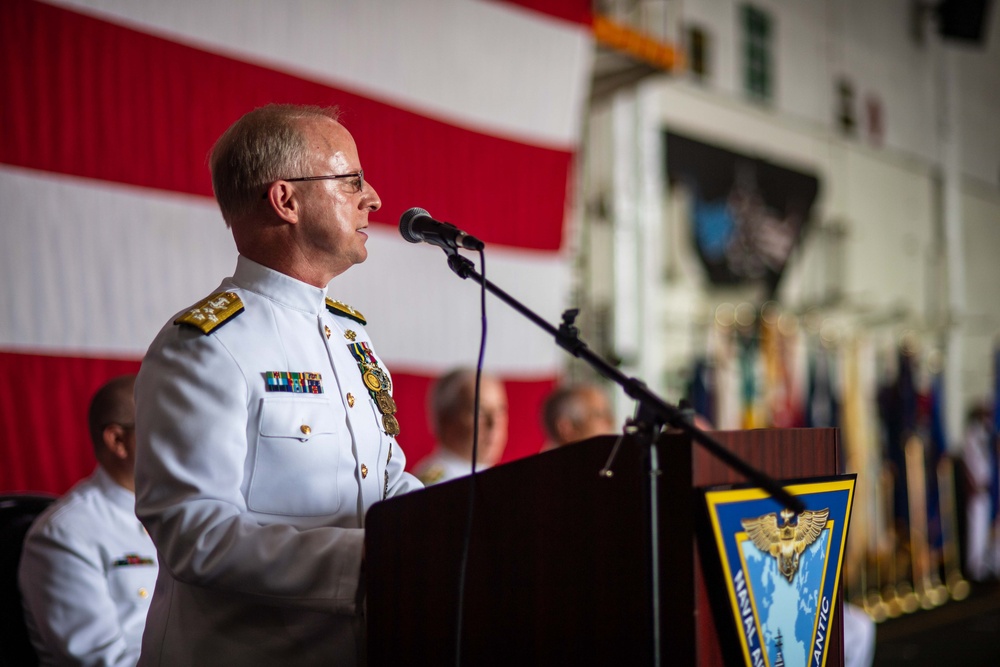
[134,105,421,667]
[415,368,508,486]
[20,375,157,667]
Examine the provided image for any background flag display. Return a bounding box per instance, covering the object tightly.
[0,0,593,493]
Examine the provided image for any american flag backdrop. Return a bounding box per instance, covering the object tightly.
[0,0,593,493]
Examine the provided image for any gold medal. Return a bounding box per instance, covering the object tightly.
[382,414,400,436]
[375,390,396,415]
[362,369,382,392]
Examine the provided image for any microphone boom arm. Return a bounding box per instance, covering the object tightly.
[445,251,805,514]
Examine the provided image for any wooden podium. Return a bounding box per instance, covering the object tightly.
[365,428,842,665]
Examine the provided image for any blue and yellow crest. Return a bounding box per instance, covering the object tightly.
[701,476,856,667]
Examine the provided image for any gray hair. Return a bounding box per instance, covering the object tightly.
[209,104,341,226]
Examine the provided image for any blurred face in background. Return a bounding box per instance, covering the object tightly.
[559,386,615,445]
[439,375,508,466]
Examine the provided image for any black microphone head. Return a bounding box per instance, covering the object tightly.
[399,207,430,244]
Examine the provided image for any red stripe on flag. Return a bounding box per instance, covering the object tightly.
[0,351,142,494]
[491,0,593,27]
[0,0,571,251]
[0,351,554,494]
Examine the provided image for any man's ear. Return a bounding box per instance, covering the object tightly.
[554,417,577,446]
[102,424,130,460]
[264,181,301,225]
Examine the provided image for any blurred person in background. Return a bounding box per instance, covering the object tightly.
[962,403,998,581]
[19,374,157,667]
[415,368,508,485]
[842,602,876,667]
[540,382,616,451]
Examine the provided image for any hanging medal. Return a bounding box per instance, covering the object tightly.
[348,341,401,437]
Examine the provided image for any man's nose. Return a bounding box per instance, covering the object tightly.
[363,180,381,212]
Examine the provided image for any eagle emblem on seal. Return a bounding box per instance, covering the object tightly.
[741,507,830,583]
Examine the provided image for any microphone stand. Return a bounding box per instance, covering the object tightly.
[443,249,805,666]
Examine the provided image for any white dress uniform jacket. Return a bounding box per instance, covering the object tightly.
[134,256,421,666]
[19,467,158,667]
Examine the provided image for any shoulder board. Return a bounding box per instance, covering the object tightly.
[325,298,366,325]
[418,466,445,486]
[174,291,244,335]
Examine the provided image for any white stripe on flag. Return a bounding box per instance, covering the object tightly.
[337,226,570,378]
[46,0,592,149]
[0,165,568,376]
[0,165,237,357]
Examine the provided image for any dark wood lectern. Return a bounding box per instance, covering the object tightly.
[365,428,842,665]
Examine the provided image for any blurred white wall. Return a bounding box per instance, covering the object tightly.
[580,0,1000,442]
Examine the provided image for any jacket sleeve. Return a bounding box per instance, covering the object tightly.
[385,451,423,498]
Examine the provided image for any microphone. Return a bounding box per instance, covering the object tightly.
[399,207,484,251]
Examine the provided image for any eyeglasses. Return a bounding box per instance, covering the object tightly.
[262,170,364,198]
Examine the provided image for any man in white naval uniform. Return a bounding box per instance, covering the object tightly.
[20,374,157,666]
[415,368,508,485]
[134,105,421,666]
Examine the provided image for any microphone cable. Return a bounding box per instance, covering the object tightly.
[454,247,487,667]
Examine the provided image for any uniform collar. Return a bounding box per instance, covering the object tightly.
[93,466,137,514]
[231,255,328,315]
